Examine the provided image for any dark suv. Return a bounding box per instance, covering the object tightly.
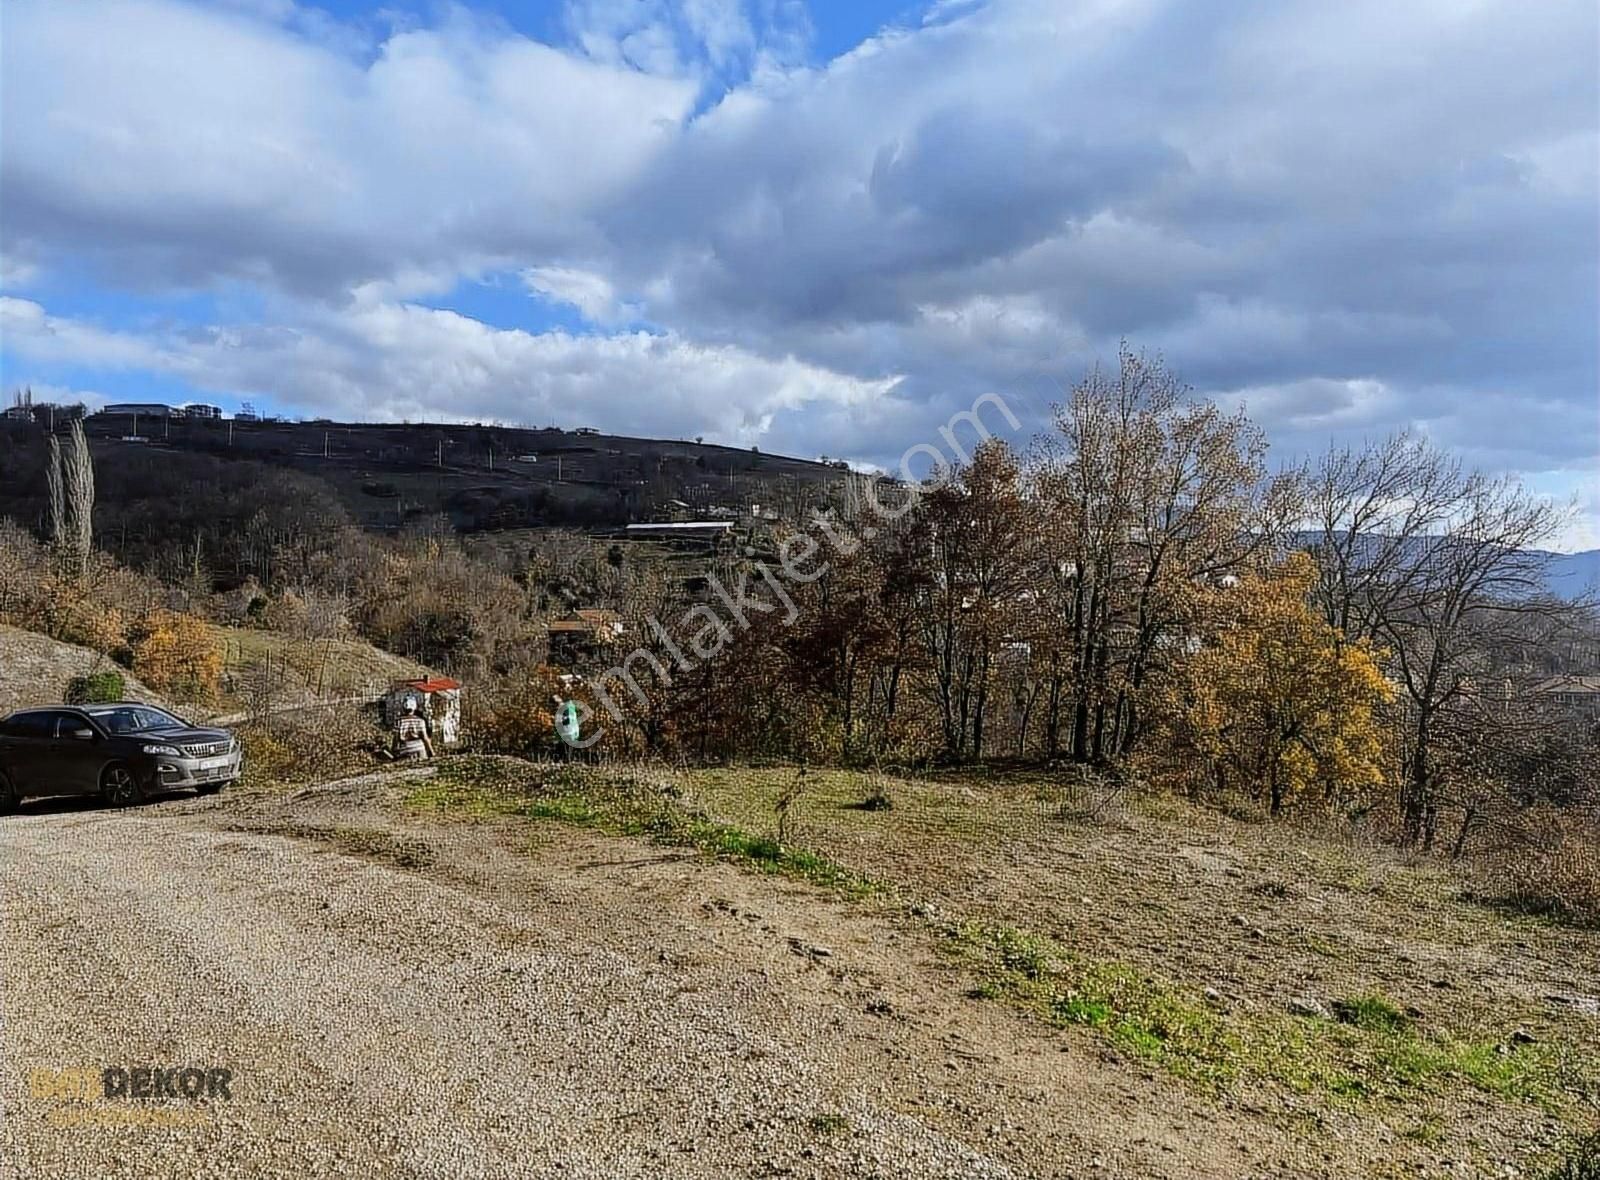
[0,702,241,812]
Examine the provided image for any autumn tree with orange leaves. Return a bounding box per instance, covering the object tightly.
[1162,553,1393,816]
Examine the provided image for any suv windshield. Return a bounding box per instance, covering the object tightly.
[82,705,186,735]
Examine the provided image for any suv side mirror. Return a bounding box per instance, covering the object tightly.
[69,727,96,741]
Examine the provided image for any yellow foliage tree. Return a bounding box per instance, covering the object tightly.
[130,609,223,701]
[1172,553,1393,816]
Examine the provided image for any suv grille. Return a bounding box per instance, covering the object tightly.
[183,740,231,758]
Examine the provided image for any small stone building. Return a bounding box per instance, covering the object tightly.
[384,676,463,746]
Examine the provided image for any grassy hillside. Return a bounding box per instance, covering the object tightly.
[0,415,846,538]
[0,624,171,716]
[0,621,435,722]
[215,626,435,710]
[408,758,1600,1178]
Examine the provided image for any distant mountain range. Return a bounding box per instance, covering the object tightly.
[1290,534,1599,602]
[1541,549,1600,601]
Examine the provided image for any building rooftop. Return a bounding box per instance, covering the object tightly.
[393,676,462,692]
[1530,675,1600,695]
[625,521,735,531]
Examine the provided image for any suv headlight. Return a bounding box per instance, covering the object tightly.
[142,743,182,756]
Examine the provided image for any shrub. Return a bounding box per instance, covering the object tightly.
[1475,807,1600,929]
[858,774,893,811]
[238,703,387,785]
[469,665,568,758]
[64,670,126,705]
[58,601,127,656]
[261,590,308,634]
[129,609,223,702]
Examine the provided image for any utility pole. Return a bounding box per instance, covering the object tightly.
[556,455,563,482]
[323,430,329,458]
[131,411,138,438]
[437,439,444,469]
[228,419,234,446]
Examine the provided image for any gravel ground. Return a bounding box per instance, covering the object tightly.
[1,780,1317,1180]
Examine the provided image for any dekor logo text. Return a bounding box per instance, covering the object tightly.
[29,1064,236,1126]
[30,1064,235,1101]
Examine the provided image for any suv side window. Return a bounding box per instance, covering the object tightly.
[2,713,54,738]
[50,713,92,739]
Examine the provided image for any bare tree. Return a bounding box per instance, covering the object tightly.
[1031,345,1297,763]
[46,419,95,581]
[1373,474,1568,846]
[1302,432,1461,644]
[909,440,1032,760]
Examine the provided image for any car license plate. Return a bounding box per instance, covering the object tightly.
[199,756,230,770]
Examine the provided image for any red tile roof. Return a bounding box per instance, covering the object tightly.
[397,676,462,692]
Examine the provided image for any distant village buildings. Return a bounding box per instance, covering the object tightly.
[547,609,625,666]
[101,402,183,419]
[1529,675,1600,719]
[624,521,735,538]
[96,401,229,420]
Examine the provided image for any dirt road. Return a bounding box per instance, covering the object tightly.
[0,775,1316,1179]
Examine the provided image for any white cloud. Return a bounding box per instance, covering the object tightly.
[0,297,174,371]
[0,0,695,293]
[1,294,902,448]
[0,253,40,290]
[523,266,636,324]
[0,0,1594,533]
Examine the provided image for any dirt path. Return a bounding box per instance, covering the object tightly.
[2,780,1339,1179]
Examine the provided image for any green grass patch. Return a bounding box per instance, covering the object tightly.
[945,921,1592,1109]
[406,757,877,896]
[947,922,1236,1089]
[807,1113,850,1136]
[1332,992,1412,1034]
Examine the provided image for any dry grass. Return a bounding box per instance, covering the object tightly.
[0,623,170,715]
[215,626,431,711]
[618,764,1600,1166]
[1474,808,1600,929]
[237,702,390,787]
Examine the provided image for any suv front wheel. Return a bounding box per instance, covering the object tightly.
[101,764,144,808]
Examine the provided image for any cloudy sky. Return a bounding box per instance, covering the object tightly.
[2,0,1596,545]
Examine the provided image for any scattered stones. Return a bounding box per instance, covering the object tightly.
[786,936,833,960]
[1288,997,1330,1019]
[1545,992,1600,1015]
